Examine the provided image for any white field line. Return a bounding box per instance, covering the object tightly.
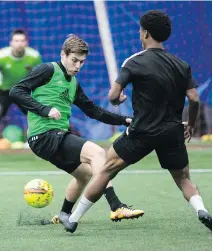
[0,169,211,176]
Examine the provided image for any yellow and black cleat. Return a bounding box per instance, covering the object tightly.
[51,215,60,224]
[51,207,144,224]
[110,205,144,222]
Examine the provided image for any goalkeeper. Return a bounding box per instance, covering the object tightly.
[0,29,41,126]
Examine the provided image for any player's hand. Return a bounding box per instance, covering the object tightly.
[126,118,132,124]
[182,121,194,142]
[119,91,127,103]
[125,118,132,135]
[48,108,61,120]
[114,91,127,106]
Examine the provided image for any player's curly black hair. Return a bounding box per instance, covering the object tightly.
[140,10,171,42]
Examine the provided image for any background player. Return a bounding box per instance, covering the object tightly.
[10,34,144,225]
[0,29,42,125]
[65,10,212,233]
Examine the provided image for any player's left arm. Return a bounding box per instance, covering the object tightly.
[74,83,131,126]
[108,65,133,106]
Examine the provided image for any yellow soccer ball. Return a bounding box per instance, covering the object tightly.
[24,179,54,208]
[201,134,212,142]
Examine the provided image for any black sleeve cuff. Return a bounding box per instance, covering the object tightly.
[40,106,52,117]
[121,116,131,127]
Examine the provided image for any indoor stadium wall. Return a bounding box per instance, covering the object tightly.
[0,1,211,140]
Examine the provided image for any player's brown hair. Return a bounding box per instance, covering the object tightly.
[62,34,89,56]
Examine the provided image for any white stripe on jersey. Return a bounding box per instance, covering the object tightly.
[0,47,40,59]
[121,50,147,67]
[0,47,11,58]
[25,47,40,58]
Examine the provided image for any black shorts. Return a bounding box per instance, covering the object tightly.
[28,129,87,173]
[0,90,27,117]
[113,124,189,170]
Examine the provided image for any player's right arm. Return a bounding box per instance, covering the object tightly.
[9,63,55,118]
[108,59,134,106]
[185,67,200,142]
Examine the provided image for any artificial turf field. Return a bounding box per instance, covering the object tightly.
[0,144,212,251]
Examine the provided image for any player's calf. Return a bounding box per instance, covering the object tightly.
[170,167,211,231]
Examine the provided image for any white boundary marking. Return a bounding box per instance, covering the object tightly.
[0,169,211,176]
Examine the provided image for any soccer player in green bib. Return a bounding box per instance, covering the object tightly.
[10,34,144,227]
[0,29,41,124]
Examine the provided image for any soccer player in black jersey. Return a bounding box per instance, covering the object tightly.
[10,35,144,227]
[67,10,212,233]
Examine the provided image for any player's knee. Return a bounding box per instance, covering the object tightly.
[91,146,106,164]
[94,146,106,158]
[170,165,190,180]
[81,141,106,163]
[78,173,92,184]
[100,158,123,179]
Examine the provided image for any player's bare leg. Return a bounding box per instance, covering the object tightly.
[80,142,144,221]
[52,163,92,223]
[53,163,118,223]
[52,164,127,224]
[63,145,144,233]
[51,164,113,224]
[169,166,212,231]
[53,142,143,226]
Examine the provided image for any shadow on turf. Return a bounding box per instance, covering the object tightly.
[17,209,53,226]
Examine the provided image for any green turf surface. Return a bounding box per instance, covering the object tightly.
[0,173,211,251]
[0,148,211,171]
[0,148,212,250]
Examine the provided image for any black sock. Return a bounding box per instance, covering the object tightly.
[61,198,75,214]
[104,187,123,211]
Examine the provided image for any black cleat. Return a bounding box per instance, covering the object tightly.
[59,212,78,233]
[198,210,212,231]
[64,222,78,233]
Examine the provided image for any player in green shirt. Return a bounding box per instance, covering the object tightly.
[0,29,41,125]
[10,34,144,228]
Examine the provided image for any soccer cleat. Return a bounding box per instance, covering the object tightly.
[51,215,60,224]
[60,215,78,233]
[110,204,144,222]
[198,210,212,231]
[51,211,70,225]
[53,211,78,233]
[64,221,78,233]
